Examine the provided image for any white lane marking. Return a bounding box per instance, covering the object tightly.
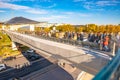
[77,71,85,80]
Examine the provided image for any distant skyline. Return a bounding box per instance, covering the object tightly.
[0,0,120,25]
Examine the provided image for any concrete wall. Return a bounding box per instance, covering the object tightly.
[2,24,35,31]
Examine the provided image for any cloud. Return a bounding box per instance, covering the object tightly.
[39,15,68,21]
[0,2,29,10]
[83,2,104,11]
[96,1,120,6]
[78,0,120,11]
[0,1,48,14]
[83,1,94,9]
[0,10,5,12]
[84,4,91,9]
[47,3,56,8]
[77,13,91,17]
[26,9,48,14]
[63,12,74,15]
[82,1,120,10]
[63,12,91,17]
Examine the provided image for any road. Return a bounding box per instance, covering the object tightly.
[0,59,52,80]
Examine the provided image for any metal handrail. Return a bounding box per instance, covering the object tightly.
[93,48,120,80]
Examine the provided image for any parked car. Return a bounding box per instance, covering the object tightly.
[29,55,40,61]
[0,64,6,71]
[26,49,35,53]
[3,57,15,61]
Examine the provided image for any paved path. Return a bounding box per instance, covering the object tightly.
[3,55,29,68]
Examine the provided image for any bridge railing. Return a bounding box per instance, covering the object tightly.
[5,31,117,52]
[17,31,100,49]
[93,48,120,80]
[7,30,115,57]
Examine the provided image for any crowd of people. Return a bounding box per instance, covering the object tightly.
[49,31,120,52]
[26,31,120,52]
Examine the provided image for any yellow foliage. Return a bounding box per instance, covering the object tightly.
[44,27,51,32]
[0,31,20,58]
[56,24,75,32]
[35,27,43,32]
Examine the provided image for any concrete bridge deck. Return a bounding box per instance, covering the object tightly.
[6,30,111,75]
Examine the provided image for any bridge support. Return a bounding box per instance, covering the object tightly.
[12,41,18,50]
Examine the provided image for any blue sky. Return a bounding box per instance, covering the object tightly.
[0,0,120,25]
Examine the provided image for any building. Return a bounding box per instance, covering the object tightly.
[2,17,67,31]
[3,17,40,31]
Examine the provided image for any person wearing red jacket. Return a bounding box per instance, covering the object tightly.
[103,35,109,51]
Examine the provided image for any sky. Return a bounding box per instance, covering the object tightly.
[0,0,120,25]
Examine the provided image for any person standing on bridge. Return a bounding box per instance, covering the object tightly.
[103,35,110,52]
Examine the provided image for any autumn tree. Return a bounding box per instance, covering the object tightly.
[56,24,75,32]
[75,26,85,32]
[44,27,51,33]
[35,27,43,32]
[0,23,2,29]
[87,24,97,32]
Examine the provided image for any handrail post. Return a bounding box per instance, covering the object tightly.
[112,42,116,56]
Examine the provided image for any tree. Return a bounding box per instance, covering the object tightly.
[75,26,84,32]
[0,23,2,29]
[56,24,75,32]
[98,25,106,32]
[44,27,51,32]
[87,24,97,32]
[35,27,42,32]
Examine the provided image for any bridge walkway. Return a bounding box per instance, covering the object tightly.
[6,31,111,75]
